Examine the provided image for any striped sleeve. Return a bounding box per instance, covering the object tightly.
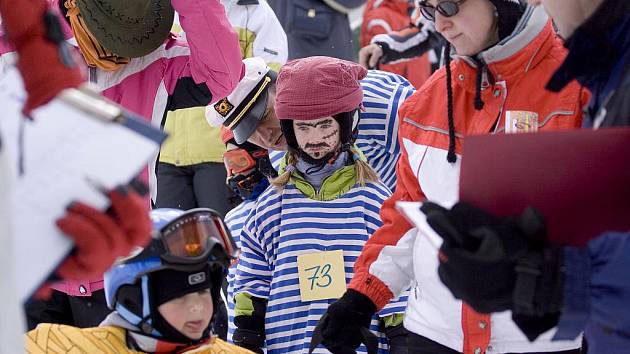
[358,70,415,191]
[233,190,281,300]
[225,200,257,342]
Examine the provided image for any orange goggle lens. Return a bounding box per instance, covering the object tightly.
[161,211,235,262]
[224,149,257,175]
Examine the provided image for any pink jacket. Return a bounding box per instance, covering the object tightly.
[50,0,243,296]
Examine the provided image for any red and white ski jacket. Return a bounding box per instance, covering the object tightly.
[349,6,588,354]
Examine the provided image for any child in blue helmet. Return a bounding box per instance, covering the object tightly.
[25,208,254,354]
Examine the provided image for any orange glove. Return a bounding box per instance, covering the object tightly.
[54,187,151,281]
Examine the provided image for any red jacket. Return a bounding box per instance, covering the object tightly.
[350,7,589,353]
[360,0,431,88]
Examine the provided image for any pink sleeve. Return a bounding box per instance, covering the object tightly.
[169,0,244,103]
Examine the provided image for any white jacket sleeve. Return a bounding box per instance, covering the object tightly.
[250,0,287,71]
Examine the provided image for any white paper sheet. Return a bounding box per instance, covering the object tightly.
[0,68,163,301]
[395,201,442,251]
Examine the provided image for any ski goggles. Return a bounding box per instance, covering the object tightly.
[158,208,237,267]
[418,0,467,21]
[223,148,268,176]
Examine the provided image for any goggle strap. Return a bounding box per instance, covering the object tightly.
[141,276,151,319]
[116,303,144,327]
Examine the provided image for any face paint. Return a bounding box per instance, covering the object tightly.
[293,117,341,160]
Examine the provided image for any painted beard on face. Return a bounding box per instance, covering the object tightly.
[294,118,341,161]
[303,138,336,159]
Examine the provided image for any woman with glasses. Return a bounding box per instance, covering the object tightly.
[316,1,589,353]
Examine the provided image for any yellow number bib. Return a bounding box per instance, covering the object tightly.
[296,250,347,302]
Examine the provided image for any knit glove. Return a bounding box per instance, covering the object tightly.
[55,185,151,281]
[311,289,378,354]
[0,0,83,115]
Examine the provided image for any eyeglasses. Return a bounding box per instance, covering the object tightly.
[223,148,267,176]
[159,209,237,267]
[418,0,467,22]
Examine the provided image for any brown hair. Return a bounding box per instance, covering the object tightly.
[270,151,298,190]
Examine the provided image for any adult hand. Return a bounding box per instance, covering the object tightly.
[421,202,540,313]
[358,44,384,70]
[422,202,565,340]
[55,185,151,281]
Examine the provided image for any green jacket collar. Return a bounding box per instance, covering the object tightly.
[291,164,357,201]
[279,148,367,201]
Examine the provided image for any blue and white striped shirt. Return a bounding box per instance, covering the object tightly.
[269,70,415,191]
[225,198,257,343]
[234,180,408,354]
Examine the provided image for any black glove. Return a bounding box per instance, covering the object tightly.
[421,201,564,340]
[232,327,264,354]
[511,245,564,341]
[311,289,378,354]
[233,296,267,354]
[383,324,410,354]
[421,202,535,313]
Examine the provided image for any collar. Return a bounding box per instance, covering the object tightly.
[280,150,365,201]
[546,0,630,93]
[100,312,211,354]
[295,151,348,191]
[455,6,551,90]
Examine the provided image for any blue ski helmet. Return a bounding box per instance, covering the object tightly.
[104,208,237,339]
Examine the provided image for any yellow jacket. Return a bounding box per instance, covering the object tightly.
[26,324,254,354]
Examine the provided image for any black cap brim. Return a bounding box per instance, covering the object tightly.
[231,88,269,144]
[229,70,277,144]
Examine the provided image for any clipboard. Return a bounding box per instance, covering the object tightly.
[459,128,630,246]
[0,67,167,301]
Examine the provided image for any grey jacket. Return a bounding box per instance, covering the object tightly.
[266,0,364,61]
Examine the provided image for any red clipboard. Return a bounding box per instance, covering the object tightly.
[459,127,630,246]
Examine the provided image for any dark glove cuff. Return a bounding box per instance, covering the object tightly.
[513,247,564,317]
[342,290,377,317]
[233,328,265,350]
[234,314,265,333]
